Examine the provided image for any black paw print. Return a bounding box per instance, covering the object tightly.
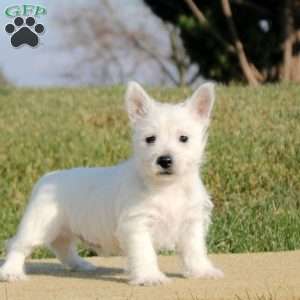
[5,17,44,48]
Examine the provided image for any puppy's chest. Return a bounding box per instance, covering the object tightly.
[148,189,189,250]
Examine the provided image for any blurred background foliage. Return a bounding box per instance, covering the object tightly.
[144,0,300,85]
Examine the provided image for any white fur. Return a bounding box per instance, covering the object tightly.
[0,82,223,285]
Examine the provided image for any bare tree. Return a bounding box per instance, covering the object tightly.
[57,1,199,86]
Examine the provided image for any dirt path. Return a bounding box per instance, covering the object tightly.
[1,251,300,300]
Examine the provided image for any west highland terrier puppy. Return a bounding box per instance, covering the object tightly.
[0,82,223,285]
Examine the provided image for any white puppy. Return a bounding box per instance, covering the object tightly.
[0,82,223,285]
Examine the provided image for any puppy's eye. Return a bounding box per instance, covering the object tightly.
[179,135,188,143]
[145,136,156,144]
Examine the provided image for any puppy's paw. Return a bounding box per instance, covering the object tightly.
[129,271,171,286]
[183,265,223,279]
[0,267,27,282]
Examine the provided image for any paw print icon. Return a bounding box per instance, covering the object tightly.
[5,16,44,48]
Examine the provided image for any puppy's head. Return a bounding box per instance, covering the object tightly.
[125,81,215,184]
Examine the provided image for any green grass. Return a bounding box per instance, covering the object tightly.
[0,84,299,258]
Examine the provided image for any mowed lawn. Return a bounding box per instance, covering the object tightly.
[0,84,299,258]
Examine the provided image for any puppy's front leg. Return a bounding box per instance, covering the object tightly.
[178,221,223,279]
[125,230,170,285]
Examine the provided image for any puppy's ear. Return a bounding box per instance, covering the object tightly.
[125,81,153,124]
[187,83,215,120]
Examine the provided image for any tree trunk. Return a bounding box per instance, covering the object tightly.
[290,0,300,81]
[282,0,293,80]
[281,0,300,82]
[290,29,300,81]
[220,0,260,86]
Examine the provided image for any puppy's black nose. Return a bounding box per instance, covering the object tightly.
[156,155,173,169]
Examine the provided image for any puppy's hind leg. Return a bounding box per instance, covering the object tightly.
[49,235,96,272]
[0,184,62,282]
